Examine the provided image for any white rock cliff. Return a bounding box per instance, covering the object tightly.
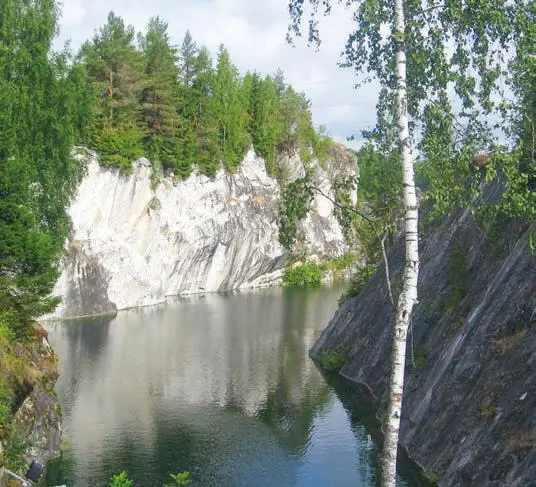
[47,148,353,320]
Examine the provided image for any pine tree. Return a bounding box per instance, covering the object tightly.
[138,16,180,171]
[245,74,283,175]
[80,11,144,170]
[175,31,200,178]
[213,45,249,171]
[179,30,198,88]
[193,47,220,176]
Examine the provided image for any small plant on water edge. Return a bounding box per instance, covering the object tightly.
[282,262,323,287]
[109,471,191,487]
[109,471,133,487]
[165,471,191,486]
[319,346,347,372]
[4,428,31,473]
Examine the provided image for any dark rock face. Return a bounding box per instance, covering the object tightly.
[61,243,117,318]
[311,203,536,486]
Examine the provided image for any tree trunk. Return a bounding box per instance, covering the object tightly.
[381,0,420,485]
[108,69,114,121]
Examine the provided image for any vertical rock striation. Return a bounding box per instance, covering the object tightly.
[47,147,354,319]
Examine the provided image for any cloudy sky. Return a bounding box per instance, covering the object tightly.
[56,0,380,149]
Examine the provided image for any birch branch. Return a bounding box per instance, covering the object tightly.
[310,184,397,310]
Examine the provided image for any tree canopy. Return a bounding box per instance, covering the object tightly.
[288,0,534,223]
[0,0,89,333]
[78,12,331,178]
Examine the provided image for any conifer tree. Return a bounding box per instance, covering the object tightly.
[213,45,249,171]
[80,11,144,170]
[193,47,221,176]
[139,16,180,171]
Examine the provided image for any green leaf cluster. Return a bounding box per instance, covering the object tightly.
[0,0,89,334]
[282,262,323,287]
[278,175,314,249]
[109,471,191,487]
[289,0,535,226]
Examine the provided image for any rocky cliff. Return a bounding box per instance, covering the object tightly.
[0,325,61,486]
[311,189,536,486]
[47,147,355,320]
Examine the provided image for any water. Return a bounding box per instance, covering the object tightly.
[45,286,413,487]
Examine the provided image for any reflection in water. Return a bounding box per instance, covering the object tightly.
[46,286,410,487]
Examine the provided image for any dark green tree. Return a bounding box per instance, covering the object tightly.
[212,45,249,171]
[191,47,221,177]
[178,30,197,88]
[175,31,200,178]
[0,0,88,332]
[138,16,180,172]
[80,11,144,171]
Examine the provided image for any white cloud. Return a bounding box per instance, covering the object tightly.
[56,0,379,149]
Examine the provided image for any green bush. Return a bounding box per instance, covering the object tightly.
[321,253,357,272]
[412,344,430,369]
[91,124,145,174]
[109,471,133,487]
[4,428,30,472]
[445,241,470,308]
[0,380,11,434]
[338,264,377,304]
[109,471,191,487]
[282,262,323,287]
[319,346,348,372]
[165,472,191,486]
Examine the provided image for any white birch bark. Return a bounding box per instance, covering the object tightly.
[381,0,420,485]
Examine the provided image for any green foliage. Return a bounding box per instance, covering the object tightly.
[338,264,377,304]
[0,0,88,334]
[282,254,356,288]
[108,471,191,487]
[4,428,30,472]
[278,176,314,249]
[322,253,357,272]
[282,262,323,287]
[78,14,329,177]
[319,346,348,372]
[412,344,430,370]
[289,0,535,228]
[0,380,11,436]
[109,471,133,487]
[358,145,402,224]
[446,242,470,309]
[91,125,144,173]
[213,45,250,171]
[164,471,192,486]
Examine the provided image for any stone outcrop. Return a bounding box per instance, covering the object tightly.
[311,190,536,486]
[47,147,355,320]
[0,325,61,486]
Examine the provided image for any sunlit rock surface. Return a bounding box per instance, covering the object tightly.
[47,148,353,319]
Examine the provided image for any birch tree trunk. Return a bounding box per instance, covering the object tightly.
[381,0,420,485]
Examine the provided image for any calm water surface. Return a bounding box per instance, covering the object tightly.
[46,286,412,487]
